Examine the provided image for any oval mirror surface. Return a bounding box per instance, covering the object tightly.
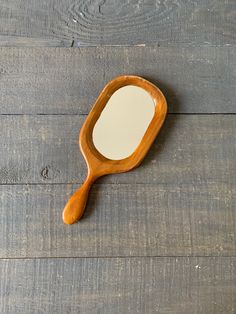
[92,85,155,160]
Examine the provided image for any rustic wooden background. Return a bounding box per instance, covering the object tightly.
[0,1,235,313]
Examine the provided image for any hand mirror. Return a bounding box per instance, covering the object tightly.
[63,75,167,224]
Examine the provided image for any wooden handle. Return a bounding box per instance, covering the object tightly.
[62,174,95,224]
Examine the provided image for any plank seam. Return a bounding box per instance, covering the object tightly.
[0,256,235,260]
[0,113,236,116]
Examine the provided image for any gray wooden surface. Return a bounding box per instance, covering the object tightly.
[0,0,235,47]
[1,115,235,185]
[0,47,235,114]
[0,183,235,258]
[0,0,236,313]
[0,258,235,314]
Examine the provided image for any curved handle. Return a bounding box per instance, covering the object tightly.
[62,174,95,224]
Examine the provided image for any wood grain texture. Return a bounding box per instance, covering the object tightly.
[0,182,235,257]
[0,0,235,47]
[0,257,235,314]
[0,47,235,114]
[0,115,235,185]
[0,35,72,47]
[0,1,235,311]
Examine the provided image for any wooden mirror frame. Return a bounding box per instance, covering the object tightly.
[63,75,167,224]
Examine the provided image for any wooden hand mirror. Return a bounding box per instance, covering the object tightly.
[63,75,167,224]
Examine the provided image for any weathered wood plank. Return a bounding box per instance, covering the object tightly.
[0,46,235,113]
[0,257,235,314]
[0,115,235,185]
[0,183,235,257]
[0,0,235,47]
[0,35,72,47]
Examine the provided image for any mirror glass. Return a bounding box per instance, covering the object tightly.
[92,85,155,160]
